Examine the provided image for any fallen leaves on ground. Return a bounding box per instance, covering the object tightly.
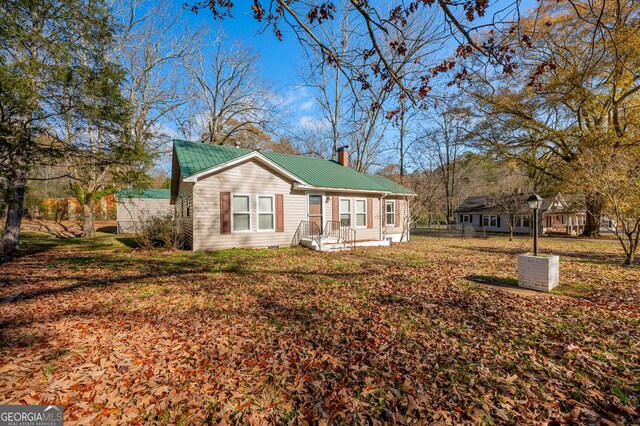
[0,231,638,424]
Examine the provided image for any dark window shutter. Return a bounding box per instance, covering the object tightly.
[220,192,231,234]
[497,215,501,228]
[395,200,400,227]
[367,198,373,228]
[275,194,284,232]
[479,215,483,226]
[332,196,339,222]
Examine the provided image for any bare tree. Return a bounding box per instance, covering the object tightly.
[185,0,538,110]
[298,6,352,160]
[114,0,198,156]
[408,169,443,227]
[64,0,198,237]
[186,37,276,146]
[486,172,531,241]
[293,1,446,169]
[416,104,471,224]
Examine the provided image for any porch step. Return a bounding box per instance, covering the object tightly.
[299,237,390,251]
[299,237,351,252]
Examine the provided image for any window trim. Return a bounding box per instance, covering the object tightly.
[462,214,471,223]
[354,198,367,228]
[385,200,396,226]
[339,197,352,227]
[483,214,498,227]
[231,193,252,233]
[257,194,275,232]
[518,214,532,228]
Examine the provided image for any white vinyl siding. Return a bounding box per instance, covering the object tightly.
[183,159,405,250]
[192,159,306,251]
[330,193,383,241]
[382,197,408,241]
[116,198,173,234]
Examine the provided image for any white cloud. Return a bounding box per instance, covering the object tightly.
[299,99,315,111]
[298,115,330,131]
[279,85,318,114]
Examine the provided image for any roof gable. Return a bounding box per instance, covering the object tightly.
[172,140,415,195]
[174,139,253,177]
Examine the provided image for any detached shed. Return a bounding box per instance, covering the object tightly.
[116,189,173,234]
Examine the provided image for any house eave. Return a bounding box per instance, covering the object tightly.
[293,183,417,196]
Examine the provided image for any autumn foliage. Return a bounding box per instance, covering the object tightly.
[0,232,638,423]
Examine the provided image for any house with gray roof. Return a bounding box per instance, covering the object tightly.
[455,193,586,235]
[170,140,415,251]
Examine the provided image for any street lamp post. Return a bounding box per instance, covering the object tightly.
[527,193,543,256]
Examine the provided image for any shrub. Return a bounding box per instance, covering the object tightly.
[135,214,183,250]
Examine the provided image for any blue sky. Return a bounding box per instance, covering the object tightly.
[185,7,305,87]
[181,0,540,89]
[157,0,542,174]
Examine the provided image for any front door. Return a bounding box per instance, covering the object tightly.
[308,195,323,233]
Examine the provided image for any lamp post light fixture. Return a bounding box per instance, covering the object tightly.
[527,193,543,256]
[519,192,559,292]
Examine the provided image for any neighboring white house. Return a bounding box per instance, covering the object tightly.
[170,140,416,251]
[116,189,173,234]
[455,193,586,235]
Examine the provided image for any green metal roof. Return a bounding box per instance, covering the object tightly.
[174,139,253,177]
[116,188,171,199]
[173,139,414,195]
[365,174,416,195]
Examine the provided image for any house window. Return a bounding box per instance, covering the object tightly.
[355,199,367,227]
[462,214,471,223]
[340,199,351,226]
[186,196,192,217]
[232,195,251,231]
[257,195,274,231]
[482,215,497,227]
[520,215,532,228]
[386,201,395,225]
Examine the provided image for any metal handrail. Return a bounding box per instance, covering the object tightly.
[292,221,323,250]
[324,220,356,250]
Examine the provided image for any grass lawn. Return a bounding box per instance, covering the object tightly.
[0,231,638,424]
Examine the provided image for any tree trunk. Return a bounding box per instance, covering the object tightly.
[624,249,634,266]
[82,199,96,237]
[1,166,28,257]
[582,193,603,237]
[623,232,639,266]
